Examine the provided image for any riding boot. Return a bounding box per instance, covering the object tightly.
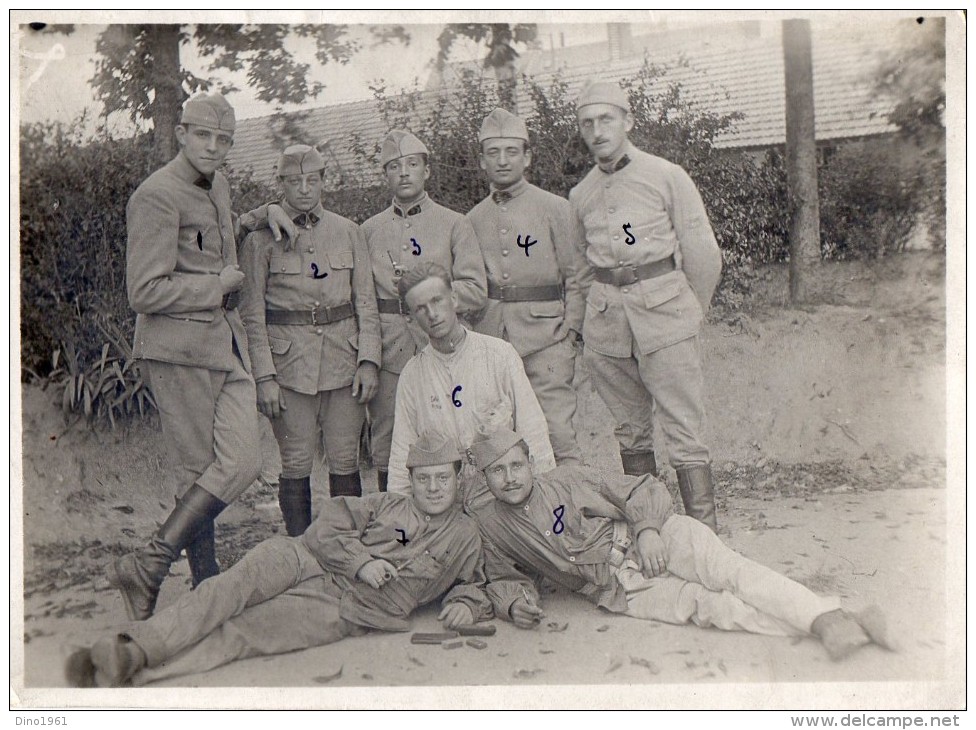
[811,609,872,661]
[185,518,219,587]
[620,451,657,478]
[676,464,718,533]
[278,476,312,537]
[106,484,226,620]
[329,471,362,498]
[376,470,389,493]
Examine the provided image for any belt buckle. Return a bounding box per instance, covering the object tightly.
[617,266,639,286]
[310,306,321,326]
[399,299,408,316]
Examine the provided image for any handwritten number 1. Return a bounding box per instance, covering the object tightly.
[451,385,463,408]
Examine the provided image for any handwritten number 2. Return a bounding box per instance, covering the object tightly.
[410,238,422,256]
[310,263,328,280]
[552,505,565,535]
[451,385,463,408]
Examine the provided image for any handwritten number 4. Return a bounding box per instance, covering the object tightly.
[517,234,537,257]
[451,385,463,408]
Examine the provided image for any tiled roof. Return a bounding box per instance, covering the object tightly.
[225,22,898,184]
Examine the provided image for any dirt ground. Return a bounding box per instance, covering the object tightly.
[13,252,960,708]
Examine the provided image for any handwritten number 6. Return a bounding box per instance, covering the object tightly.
[451,385,463,408]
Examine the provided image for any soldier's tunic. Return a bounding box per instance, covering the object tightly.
[475,465,839,636]
[126,152,261,503]
[387,330,556,509]
[361,194,487,470]
[569,142,722,466]
[239,201,381,477]
[122,493,492,685]
[467,179,588,465]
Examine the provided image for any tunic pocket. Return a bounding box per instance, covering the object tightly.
[269,253,303,275]
[528,300,564,318]
[328,249,355,270]
[640,277,682,310]
[268,335,292,355]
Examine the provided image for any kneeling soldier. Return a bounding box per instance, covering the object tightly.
[239,144,381,534]
[65,433,491,687]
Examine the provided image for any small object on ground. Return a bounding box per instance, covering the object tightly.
[465,639,488,650]
[443,640,464,650]
[457,623,496,636]
[717,659,728,675]
[408,655,425,667]
[513,668,544,679]
[312,666,343,684]
[539,649,555,655]
[361,673,373,680]
[630,656,659,674]
[546,621,568,632]
[410,631,459,645]
[605,656,623,674]
[596,624,610,632]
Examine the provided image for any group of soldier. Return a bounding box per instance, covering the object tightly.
[64,81,892,688]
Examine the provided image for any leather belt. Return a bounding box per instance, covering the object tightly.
[377,297,409,315]
[487,282,563,302]
[592,255,676,287]
[265,302,354,326]
[221,291,240,310]
[607,520,632,568]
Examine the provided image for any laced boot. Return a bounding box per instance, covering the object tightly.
[620,451,658,478]
[676,464,718,533]
[185,518,219,587]
[89,634,147,687]
[376,469,389,493]
[278,476,312,536]
[330,471,363,498]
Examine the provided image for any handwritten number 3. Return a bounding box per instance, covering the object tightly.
[451,385,463,408]
[411,238,422,256]
[552,505,565,535]
[310,263,328,280]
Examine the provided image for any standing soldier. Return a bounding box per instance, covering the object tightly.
[239,145,381,536]
[360,130,487,493]
[467,108,587,466]
[111,94,262,620]
[570,81,723,531]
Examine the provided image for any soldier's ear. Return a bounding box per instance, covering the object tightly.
[523,148,532,170]
[174,124,187,147]
[623,112,636,134]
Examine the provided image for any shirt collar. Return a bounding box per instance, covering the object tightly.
[490,177,529,204]
[597,142,634,175]
[173,152,214,187]
[393,192,429,218]
[281,199,325,226]
[410,500,459,530]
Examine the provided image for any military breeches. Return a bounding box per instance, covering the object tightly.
[125,536,362,685]
[271,385,366,478]
[584,335,709,467]
[617,515,839,635]
[367,369,399,471]
[144,357,262,503]
[521,338,581,465]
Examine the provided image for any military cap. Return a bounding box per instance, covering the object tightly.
[576,80,630,112]
[180,93,236,132]
[469,427,525,471]
[277,144,326,177]
[380,129,429,168]
[406,431,463,468]
[478,107,529,142]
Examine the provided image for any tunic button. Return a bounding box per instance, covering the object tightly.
[502,249,509,256]
[608,207,615,213]
[307,247,314,254]
[502,273,510,280]
[406,316,413,323]
[281,265,287,272]
[315,327,323,335]
[500,228,508,234]
[622,287,629,294]
[500,206,507,211]
[569,556,576,562]
[545,530,551,536]
[402,244,409,251]
[618,260,625,265]
[404,223,411,229]
[613,234,620,240]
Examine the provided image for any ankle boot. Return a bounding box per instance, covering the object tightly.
[185,518,219,587]
[329,471,362,498]
[376,469,389,493]
[620,451,657,477]
[89,634,147,687]
[676,464,718,533]
[278,476,312,536]
[811,609,872,661]
[107,484,226,620]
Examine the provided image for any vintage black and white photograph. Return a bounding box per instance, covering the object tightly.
[11,9,964,712]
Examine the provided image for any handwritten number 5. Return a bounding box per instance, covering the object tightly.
[451,385,463,408]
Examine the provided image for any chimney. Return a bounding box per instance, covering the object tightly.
[607,23,634,60]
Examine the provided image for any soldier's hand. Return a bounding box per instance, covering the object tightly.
[438,603,474,629]
[268,204,297,243]
[218,265,245,294]
[636,528,668,578]
[352,362,379,404]
[509,597,545,629]
[256,379,285,419]
[356,559,399,589]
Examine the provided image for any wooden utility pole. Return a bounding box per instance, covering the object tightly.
[782,19,821,304]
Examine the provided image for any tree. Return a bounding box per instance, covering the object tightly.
[782,19,821,304]
[91,24,406,166]
[435,23,538,112]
